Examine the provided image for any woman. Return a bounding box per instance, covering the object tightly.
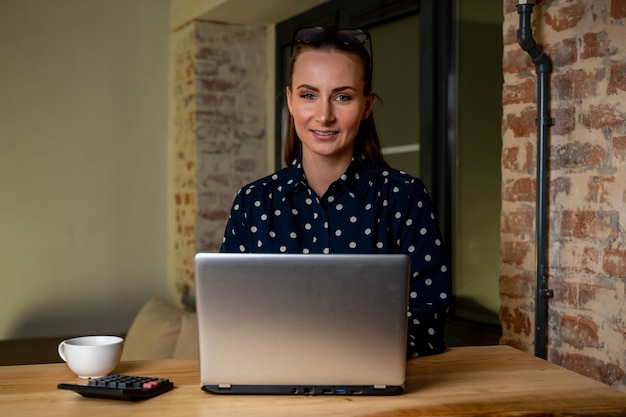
[220,27,451,357]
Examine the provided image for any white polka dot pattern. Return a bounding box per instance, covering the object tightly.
[220,157,452,357]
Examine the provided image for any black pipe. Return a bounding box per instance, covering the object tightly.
[516,0,554,359]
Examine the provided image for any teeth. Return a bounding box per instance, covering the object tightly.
[314,130,336,136]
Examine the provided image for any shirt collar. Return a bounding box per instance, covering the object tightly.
[276,155,371,203]
[274,159,307,200]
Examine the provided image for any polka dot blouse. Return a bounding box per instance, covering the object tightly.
[220,156,452,358]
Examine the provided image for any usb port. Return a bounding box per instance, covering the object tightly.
[335,388,346,394]
[322,388,333,394]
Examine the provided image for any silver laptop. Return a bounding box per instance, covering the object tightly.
[194,253,410,396]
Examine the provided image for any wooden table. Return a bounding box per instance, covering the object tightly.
[1,345,626,416]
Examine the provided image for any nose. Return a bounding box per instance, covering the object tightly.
[316,101,335,125]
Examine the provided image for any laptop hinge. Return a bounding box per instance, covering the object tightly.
[374,385,387,390]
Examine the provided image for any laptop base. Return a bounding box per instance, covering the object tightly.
[202,384,404,396]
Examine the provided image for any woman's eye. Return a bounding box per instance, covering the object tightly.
[300,93,315,100]
[335,94,351,102]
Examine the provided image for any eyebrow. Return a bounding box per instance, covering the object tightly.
[295,84,357,93]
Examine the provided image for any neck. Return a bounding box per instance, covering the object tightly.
[301,153,351,197]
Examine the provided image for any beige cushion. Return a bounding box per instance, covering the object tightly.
[122,298,186,361]
[173,313,199,359]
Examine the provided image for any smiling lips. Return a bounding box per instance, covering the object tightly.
[312,129,338,138]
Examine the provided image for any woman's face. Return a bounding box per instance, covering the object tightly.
[286,50,374,164]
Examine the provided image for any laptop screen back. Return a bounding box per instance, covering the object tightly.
[194,253,409,395]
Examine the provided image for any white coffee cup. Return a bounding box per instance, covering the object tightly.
[58,335,124,379]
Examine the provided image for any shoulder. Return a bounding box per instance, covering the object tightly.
[367,166,429,195]
[236,166,296,197]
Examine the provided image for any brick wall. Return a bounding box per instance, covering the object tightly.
[171,21,267,298]
[501,0,626,392]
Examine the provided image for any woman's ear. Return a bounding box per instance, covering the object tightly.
[286,86,293,115]
[363,92,376,120]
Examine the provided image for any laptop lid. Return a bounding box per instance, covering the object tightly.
[194,253,409,396]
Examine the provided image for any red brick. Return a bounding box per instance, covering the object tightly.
[612,0,626,19]
[504,0,518,15]
[582,31,617,59]
[197,208,229,220]
[202,175,230,187]
[500,240,532,266]
[500,306,532,336]
[608,62,626,94]
[500,274,534,299]
[503,23,518,46]
[559,315,599,348]
[603,248,626,278]
[501,337,530,352]
[504,110,536,137]
[586,176,615,203]
[502,147,519,170]
[545,3,586,31]
[503,79,535,105]
[580,246,601,275]
[549,279,578,307]
[502,209,534,234]
[552,69,605,100]
[557,243,602,275]
[560,210,596,238]
[523,144,535,170]
[551,142,605,170]
[503,48,533,74]
[590,211,619,240]
[560,210,619,240]
[502,178,536,202]
[557,352,625,386]
[502,144,534,171]
[578,282,599,307]
[552,74,573,100]
[545,38,578,66]
[582,103,625,130]
[552,107,576,136]
[550,176,572,203]
[613,136,626,161]
[234,158,258,172]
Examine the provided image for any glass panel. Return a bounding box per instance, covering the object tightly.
[368,13,420,177]
[453,0,503,324]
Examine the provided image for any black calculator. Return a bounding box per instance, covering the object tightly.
[58,374,174,401]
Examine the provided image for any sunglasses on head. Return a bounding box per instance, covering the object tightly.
[291,26,374,73]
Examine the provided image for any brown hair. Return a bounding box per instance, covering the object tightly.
[283,38,389,169]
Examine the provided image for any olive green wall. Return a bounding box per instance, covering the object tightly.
[0,0,170,339]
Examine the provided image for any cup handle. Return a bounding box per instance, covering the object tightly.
[58,341,67,363]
